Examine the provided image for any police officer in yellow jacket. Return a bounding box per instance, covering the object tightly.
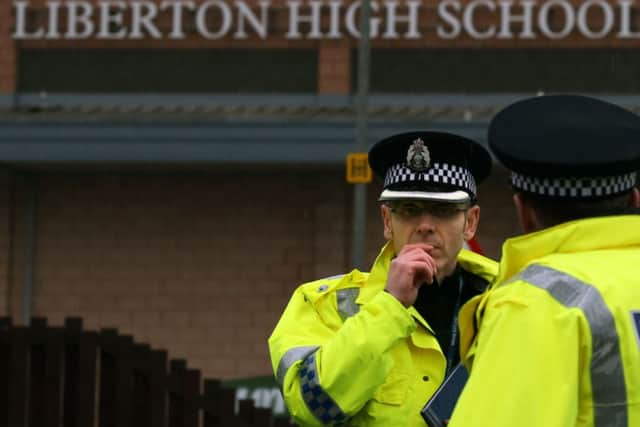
[449,95,640,427]
[269,131,498,426]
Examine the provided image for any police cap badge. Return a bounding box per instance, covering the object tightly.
[368,131,492,203]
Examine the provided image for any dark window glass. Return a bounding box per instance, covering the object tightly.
[355,49,640,93]
[19,49,317,93]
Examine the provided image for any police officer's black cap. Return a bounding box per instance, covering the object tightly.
[488,95,640,198]
[368,131,492,203]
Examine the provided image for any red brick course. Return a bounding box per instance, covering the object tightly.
[0,172,12,316]
[0,1,16,93]
[318,42,351,94]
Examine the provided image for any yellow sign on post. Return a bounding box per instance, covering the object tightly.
[346,153,372,183]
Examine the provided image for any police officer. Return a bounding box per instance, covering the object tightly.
[448,95,640,427]
[269,131,498,426]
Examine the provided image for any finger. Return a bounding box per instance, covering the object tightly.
[399,243,434,255]
[402,250,437,270]
[396,249,437,271]
[397,245,435,261]
[405,260,436,285]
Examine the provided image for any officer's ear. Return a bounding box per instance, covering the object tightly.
[513,192,542,233]
[630,187,640,208]
[381,204,393,240]
[462,205,480,241]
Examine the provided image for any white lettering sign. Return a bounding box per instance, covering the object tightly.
[11,0,640,41]
[235,386,286,415]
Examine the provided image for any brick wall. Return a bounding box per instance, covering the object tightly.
[0,167,519,380]
[0,172,13,317]
[318,42,351,94]
[0,0,16,92]
[24,169,353,379]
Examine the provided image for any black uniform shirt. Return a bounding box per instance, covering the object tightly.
[412,265,488,368]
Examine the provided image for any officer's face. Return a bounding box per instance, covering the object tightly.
[381,200,480,281]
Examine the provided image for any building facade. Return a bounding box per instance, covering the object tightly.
[0,0,639,384]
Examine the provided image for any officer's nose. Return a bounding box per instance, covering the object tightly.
[415,213,436,234]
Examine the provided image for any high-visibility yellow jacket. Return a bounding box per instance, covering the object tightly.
[449,215,640,427]
[268,242,497,426]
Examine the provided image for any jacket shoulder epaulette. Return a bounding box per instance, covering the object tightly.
[298,269,369,305]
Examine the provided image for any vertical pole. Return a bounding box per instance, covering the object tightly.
[351,0,371,270]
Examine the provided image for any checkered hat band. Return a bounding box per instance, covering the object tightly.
[384,163,477,195]
[511,172,637,197]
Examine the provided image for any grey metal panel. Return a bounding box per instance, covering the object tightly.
[0,120,486,164]
[6,93,353,108]
[0,121,485,141]
[4,92,635,164]
[6,92,640,108]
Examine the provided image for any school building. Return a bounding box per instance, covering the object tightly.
[0,0,639,385]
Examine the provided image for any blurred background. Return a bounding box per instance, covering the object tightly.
[0,0,638,415]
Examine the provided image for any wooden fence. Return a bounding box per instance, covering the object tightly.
[0,317,296,427]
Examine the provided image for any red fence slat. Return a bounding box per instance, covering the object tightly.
[64,318,98,427]
[8,326,29,427]
[168,359,201,427]
[0,318,10,427]
[0,317,290,427]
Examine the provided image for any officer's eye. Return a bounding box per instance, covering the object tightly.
[430,204,463,218]
[391,203,422,217]
[390,202,467,219]
[400,204,422,217]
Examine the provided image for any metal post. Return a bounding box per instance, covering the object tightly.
[351,0,371,270]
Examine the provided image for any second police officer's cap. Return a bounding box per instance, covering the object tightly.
[368,131,492,203]
[488,94,640,198]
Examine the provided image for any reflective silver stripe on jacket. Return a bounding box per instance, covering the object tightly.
[519,264,627,427]
[337,288,360,321]
[277,288,359,385]
[299,351,347,424]
[276,346,319,386]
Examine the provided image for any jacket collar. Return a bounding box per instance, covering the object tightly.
[358,241,432,331]
[497,215,640,284]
